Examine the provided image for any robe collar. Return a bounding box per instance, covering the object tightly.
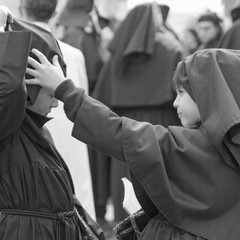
[26,109,52,128]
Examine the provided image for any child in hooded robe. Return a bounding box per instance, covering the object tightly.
[0,6,104,240]
[27,41,240,239]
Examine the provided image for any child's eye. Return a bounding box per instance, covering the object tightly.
[176,86,186,95]
[176,89,184,94]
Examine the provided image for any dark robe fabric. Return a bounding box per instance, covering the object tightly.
[217,16,240,49]
[10,18,67,105]
[0,29,104,240]
[92,2,183,221]
[55,48,240,240]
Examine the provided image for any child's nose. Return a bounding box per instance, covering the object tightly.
[52,98,59,108]
[173,96,179,109]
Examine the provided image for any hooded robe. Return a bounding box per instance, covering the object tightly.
[55,48,240,240]
[0,19,104,240]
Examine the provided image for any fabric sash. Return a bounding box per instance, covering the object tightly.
[0,208,79,240]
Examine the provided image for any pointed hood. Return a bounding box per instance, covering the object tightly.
[108,3,160,74]
[9,18,66,105]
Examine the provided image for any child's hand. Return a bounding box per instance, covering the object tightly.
[0,6,13,31]
[26,49,67,95]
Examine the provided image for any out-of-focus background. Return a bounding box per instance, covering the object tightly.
[0,0,233,43]
[0,0,228,27]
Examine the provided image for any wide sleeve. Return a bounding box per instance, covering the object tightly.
[0,31,31,141]
[56,79,240,240]
[55,79,126,161]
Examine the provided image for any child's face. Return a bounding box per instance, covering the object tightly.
[173,86,201,128]
[26,87,58,116]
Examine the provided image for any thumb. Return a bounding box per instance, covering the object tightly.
[52,55,61,68]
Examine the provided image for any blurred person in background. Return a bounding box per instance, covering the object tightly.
[18,0,96,220]
[181,27,201,55]
[196,10,223,50]
[57,0,104,96]
[93,2,184,225]
[218,0,240,49]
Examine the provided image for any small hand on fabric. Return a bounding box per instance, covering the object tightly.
[0,6,13,32]
[26,49,67,95]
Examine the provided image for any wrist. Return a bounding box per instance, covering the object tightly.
[55,79,84,102]
[53,77,68,92]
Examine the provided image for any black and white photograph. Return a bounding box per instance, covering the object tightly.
[0,0,240,239]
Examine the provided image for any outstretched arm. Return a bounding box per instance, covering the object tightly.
[26,49,126,161]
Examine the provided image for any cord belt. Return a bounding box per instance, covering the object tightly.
[0,208,80,240]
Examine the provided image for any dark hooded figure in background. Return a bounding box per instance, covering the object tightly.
[218,0,240,49]
[92,2,184,224]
